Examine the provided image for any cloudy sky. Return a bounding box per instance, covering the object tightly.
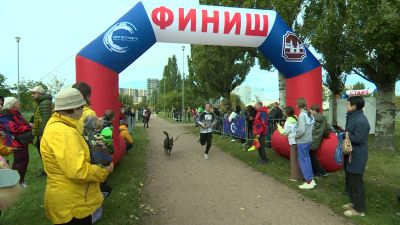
[0,0,392,101]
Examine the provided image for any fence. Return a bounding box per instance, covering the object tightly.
[210,117,284,147]
[119,115,136,132]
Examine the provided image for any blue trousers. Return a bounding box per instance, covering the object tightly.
[297,142,314,181]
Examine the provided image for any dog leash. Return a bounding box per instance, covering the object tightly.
[174,132,191,141]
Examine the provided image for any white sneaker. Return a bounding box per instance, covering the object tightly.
[204,154,209,160]
[21,182,27,188]
[197,136,200,143]
[231,139,236,142]
[299,180,316,189]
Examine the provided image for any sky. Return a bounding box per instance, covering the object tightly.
[1,0,395,101]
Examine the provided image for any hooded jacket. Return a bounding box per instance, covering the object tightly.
[295,110,315,144]
[119,125,133,144]
[0,136,12,156]
[32,93,53,137]
[40,113,108,224]
[311,113,326,150]
[253,106,269,136]
[77,106,97,135]
[0,109,32,147]
[277,116,298,145]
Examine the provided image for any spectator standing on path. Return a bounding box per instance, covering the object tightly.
[41,88,113,225]
[253,101,269,164]
[154,108,158,118]
[0,97,34,187]
[342,96,370,217]
[30,86,53,177]
[295,98,316,190]
[144,109,150,128]
[309,105,328,178]
[72,82,97,135]
[197,104,216,160]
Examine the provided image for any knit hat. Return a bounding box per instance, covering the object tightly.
[3,97,18,110]
[29,86,45,94]
[53,88,87,111]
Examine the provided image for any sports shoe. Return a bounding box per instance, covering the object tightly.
[21,182,28,188]
[344,209,365,217]
[204,154,209,160]
[257,159,268,165]
[299,180,316,189]
[321,172,329,178]
[343,203,354,210]
[231,139,236,142]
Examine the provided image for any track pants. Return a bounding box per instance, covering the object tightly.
[200,132,213,154]
[297,142,313,181]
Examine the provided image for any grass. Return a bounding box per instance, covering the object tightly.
[1,126,149,225]
[185,125,400,225]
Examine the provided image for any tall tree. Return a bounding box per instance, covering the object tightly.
[159,55,182,94]
[190,44,255,104]
[119,94,133,106]
[352,81,366,91]
[0,73,12,97]
[344,0,400,151]
[299,0,349,125]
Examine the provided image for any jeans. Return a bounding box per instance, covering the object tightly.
[297,142,314,181]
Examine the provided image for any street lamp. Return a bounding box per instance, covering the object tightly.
[15,37,21,102]
[181,46,185,122]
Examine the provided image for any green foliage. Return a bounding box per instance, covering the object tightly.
[157,85,206,110]
[0,73,12,97]
[189,44,255,104]
[136,99,148,110]
[10,78,47,111]
[119,94,134,107]
[352,81,366,91]
[159,55,182,95]
[220,93,245,112]
[45,73,66,98]
[322,85,330,102]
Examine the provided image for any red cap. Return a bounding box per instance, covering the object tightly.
[119,103,125,107]
[122,123,128,127]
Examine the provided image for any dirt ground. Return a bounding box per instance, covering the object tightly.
[139,117,350,225]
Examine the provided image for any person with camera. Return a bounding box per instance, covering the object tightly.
[30,86,53,177]
[0,97,34,187]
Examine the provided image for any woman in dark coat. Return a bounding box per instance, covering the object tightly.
[246,105,257,140]
[343,96,370,217]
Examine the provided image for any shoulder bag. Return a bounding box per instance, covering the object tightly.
[2,129,34,146]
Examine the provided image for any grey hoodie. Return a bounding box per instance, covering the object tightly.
[197,110,216,133]
[295,110,315,144]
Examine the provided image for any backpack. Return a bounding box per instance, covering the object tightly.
[322,117,332,138]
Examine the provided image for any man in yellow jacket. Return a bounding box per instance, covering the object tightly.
[41,88,113,225]
[119,123,133,151]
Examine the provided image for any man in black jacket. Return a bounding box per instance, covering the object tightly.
[269,102,284,130]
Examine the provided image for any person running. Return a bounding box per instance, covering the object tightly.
[197,104,216,160]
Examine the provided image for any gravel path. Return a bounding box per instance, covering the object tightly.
[139,117,350,225]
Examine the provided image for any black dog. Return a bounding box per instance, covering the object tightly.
[163,131,174,156]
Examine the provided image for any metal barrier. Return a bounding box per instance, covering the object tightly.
[119,115,137,132]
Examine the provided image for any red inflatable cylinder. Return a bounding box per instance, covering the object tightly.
[75,55,126,165]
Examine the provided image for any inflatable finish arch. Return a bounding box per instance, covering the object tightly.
[76,1,322,164]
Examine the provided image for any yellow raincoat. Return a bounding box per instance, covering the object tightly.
[40,113,108,224]
[76,105,97,135]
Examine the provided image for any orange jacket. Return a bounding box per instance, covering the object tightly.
[119,125,133,144]
[0,136,12,156]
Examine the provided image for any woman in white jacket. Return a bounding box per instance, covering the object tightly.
[229,105,240,141]
[277,106,303,181]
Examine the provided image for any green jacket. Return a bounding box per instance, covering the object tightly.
[32,93,53,136]
[311,113,326,150]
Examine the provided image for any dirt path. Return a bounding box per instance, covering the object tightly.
[140,117,349,225]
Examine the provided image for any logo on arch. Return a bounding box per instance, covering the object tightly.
[282,31,306,62]
[103,22,139,53]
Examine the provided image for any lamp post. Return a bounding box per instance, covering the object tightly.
[181,46,185,122]
[15,37,21,102]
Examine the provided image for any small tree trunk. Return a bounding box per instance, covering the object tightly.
[372,83,396,151]
[332,97,338,125]
[278,72,286,109]
[225,94,231,107]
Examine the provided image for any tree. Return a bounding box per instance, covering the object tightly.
[220,93,245,112]
[46,73,66,98]
[322,85,330,103]
[299,0,349,125]
[343,0,400,151]
[352,81,366,91]
[0,73,11,97]
[189,44,255,105]
[10,78,47,111]
[159,55,182,94]
[119,94,133,107]
[136,99,148,110]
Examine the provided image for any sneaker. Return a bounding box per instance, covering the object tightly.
[231,139,236,142]
[343,203,354,210]
[299,180,316,189]
[321,172,329,178]
[257,159,268,165]
[344,209,365,217]
[314,174,321,179]
[204,154,209,160]
[21,182,28,188]
[35,171,47,177]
